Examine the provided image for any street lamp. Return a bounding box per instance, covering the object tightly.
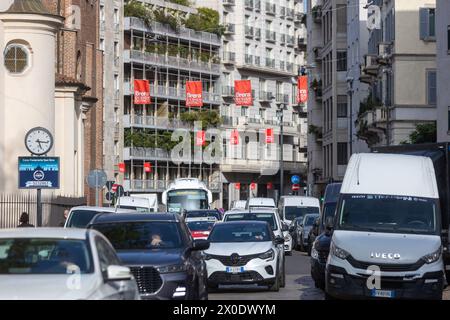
[275,98,287,202]
[346,75,354,155]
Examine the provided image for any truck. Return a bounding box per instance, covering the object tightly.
[116,194,158,212]
[162,178,213,214]
[372,143,450,282]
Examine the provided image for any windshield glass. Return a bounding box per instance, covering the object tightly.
[0,238,93,274]
[338,194,438,234]
[187,221,215,232]
[209,223,271,243]
[117,205,148,212]
[284,206,319,221]
[185,210,220,220]
[66,210,101,228]
[167,189,208,213]
[224,213,277,230]
[304,215,319,226]
[92,222,183,250]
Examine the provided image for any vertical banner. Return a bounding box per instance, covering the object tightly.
[118,162,126,173]
[297,76,308,104]
[195,130,206,146]
[134,79,151,104]
[144,162,152,173]
[267,182,273,190]
[231,129,240,145]
[186,81,203,107]
[265,128,274,144]
[250,182,257,190]
[234,80,253,106]
[235,183,241,190]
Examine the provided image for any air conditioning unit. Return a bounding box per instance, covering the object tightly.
[378,42,392,58]
[365,55,378,68]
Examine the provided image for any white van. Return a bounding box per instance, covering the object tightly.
[246,197,276,210]
[278,196,321,225]
[116,196,157,212]
[326,153,444,300]
[64,206,136,228]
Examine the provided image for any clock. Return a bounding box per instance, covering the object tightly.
[24,127,54,155]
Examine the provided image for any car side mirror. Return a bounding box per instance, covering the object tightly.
[281,224,289,232]
[299,223,303,227]
[275,236,285,245]
[106,265,133,282]
[325,217,334,231]
[192,239,210,251]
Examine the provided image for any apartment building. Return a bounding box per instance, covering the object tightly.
[436,0,450,142]
[199,0,308,207]
[358,0,436,147]
[306,0,348,198]
[122,0,222,207]
[99,0,124,186]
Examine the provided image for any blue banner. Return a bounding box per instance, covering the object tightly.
[18,157,60,189]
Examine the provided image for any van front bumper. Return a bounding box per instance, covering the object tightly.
[325,264,444,300]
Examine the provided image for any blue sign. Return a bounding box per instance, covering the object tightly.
[18,157,60,189]
[291,175,300,184]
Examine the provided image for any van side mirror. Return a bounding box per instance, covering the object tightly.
[325,216,334,230]
[275,236,285,245]
[282,224,289,232]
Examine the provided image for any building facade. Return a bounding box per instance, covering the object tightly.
[358,0,436,147]
[306,0,348,198]
[199,0,308,208]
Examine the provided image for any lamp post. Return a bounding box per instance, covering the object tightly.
[346,76,354,155]
[276,102,285,201]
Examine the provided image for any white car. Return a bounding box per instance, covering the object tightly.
[222,209,287,287]
[230,200,247,210]
[65,206,137,228]
[282,222,293,256]
[204,221,285,291]
[0,228,140,300]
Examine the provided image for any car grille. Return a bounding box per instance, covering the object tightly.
[209,271,265,283]
[129,266,163,294]
[209,253,261,266]
[347,256,425,272]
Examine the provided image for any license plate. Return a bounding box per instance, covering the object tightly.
[226,267,244,273]
[371,289,395,298]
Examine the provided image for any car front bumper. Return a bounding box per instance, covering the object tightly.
[135,271,194,300]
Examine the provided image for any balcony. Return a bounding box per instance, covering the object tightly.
[312,5,322,23]
[254,28,261,39]
[287,35,295,47]
[123,115,193,130]
[280,34,286,44]
[286,8,295,19]
[245,54,253,64]
[124,147,171,161]
[363,54,379,76]
[245,0,254,9]
[223,51,236,65]
[279,7,286,17]
[265,57,275,68]
[245,25,254,38]
[294,13,305,23]
[266,30,276,43]
[223,0,235,6]
[259,91,273,102]
[313,46,322,61]
[255,0,261,11]
[276,93,290,104]
[124,179,171,192]
[224,23,235,35]
[222,86,235,97]
[286,62,295,73]
[296,37,307,51]
[265,2,276,15]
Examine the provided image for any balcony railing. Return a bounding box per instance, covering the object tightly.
[125,179,221,192]
[223,0,235,6]
[245,0,254,9]
[280,34,286,44]
[224,23,235,34]
[279,6,286,17]
[286,8,295,19]
[223,51,236,64]
[255,0,261,10]
[276,93,290,104]
[254,28,261,39]
[287,35,295,46]
[245,25,254,38]
[259,91,273,101]
[222,86,235,97]
[266,30,276,42]
[265,2,276,15]
[265,58,275,68]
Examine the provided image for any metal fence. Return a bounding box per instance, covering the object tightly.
[0,193,86,228]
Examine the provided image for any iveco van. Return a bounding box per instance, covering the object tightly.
[325,153,444,300]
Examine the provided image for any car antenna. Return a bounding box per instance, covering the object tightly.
[356,155,361,186]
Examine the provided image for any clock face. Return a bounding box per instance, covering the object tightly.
[25,127,53,155]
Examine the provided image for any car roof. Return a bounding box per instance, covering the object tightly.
[0,228,90,240]
[70,206,136,213]
[215,220,269,227]
[224,210,275,216]
[282,196,320,206]
[89,212,180,224]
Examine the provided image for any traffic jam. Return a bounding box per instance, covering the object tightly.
[2,143,450,300]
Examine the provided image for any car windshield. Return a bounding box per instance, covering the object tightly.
[338,194,438,234]
[224,213,277,230]
[92,222,183,250]
[167,189,208,213]
[284,206,319,221]
[304,215,319,226]
[117,206,147,212]
[66,210,102,228]
[209,223,271,243]
[185,211,220,220]
[187,221,215,232]
[0,238,93,274]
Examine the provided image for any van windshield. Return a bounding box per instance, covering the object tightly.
[337,194,438,235]
[321,202,337,230]
[66,210,100,228]
[284,206,319,221]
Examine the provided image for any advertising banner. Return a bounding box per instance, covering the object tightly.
[18,157,60,189]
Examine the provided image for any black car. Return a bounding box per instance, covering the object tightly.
[183,209,222,221]
[88,213,210,300]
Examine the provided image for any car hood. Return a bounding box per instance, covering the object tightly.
[118,248,185,266]
[0,274,100,300]
[333,230,441,264]
[206,242,273,256]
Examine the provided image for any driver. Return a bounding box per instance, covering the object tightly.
[151,233,164,246]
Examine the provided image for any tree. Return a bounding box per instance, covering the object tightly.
[409,122,437,144]
[124,0,151,26]
[185,7,224,35]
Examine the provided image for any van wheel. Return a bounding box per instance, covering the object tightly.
[280,259,286,288]
[269,274,280,292]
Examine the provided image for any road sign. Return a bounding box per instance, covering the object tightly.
[105,192,114,201]
[106,180,115,191]
[292,184,300,191]
[86,170,107,188]
[291,175,300,184]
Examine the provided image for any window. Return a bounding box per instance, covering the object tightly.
[448,26,450,52]
[337,51,347,71]
[337,142,348,165]
[448,107,450,131]
[420,8,436,40]
[427,70,437,105]
[336,4,347,34]
[4,44,29,74]
[95,236,121,273]
[337,95,348,118]
[241,107,248,116]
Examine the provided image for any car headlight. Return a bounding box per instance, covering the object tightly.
[258,249,275,261]
[311,246,319,259]
[330,242,349,260]
[421,247,442,264]
[156,264,187,273]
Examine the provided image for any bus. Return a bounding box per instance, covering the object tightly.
[162,178,213,213]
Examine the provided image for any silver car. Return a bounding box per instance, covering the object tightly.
[0,228,140,300]
[297,214,320,253]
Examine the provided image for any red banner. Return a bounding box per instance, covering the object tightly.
[267,182,273,190]
[234,80,253,106]
[195,130,206,146]
[231,129,239,145]
[266,128,274,144]
[297,76,308,104]
[118,162,126,173]
[134,79,151,104]
[186,81,203,107]
[250,183,257,190]
[235,183,241,190]
[144,162,152,173]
